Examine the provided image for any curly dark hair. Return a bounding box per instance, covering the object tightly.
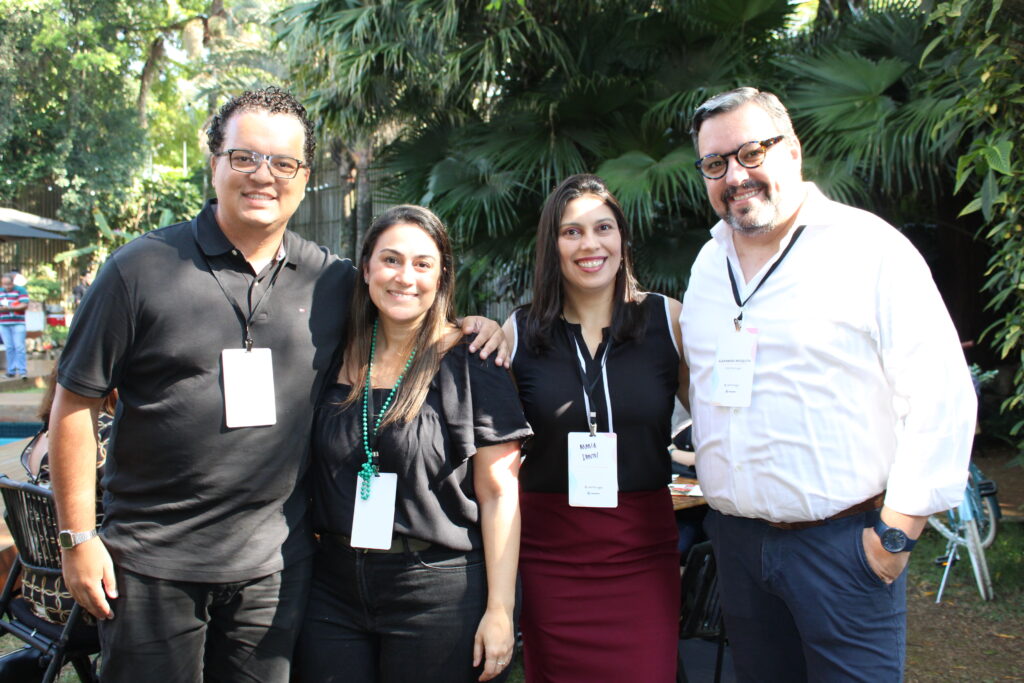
[206,86,316,165]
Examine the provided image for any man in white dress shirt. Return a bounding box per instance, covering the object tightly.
[680,87,977,681]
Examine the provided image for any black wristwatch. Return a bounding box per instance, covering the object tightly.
[873,518,917,553]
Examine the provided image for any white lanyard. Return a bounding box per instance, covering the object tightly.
[570,335,614,436]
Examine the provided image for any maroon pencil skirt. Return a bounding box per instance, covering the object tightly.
[519,488,680,683]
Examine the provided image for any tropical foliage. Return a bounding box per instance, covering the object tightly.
[280,0,973,300]
[925,0,1024,453]
[3,0,1022,449]
[280,0,803,304]
[0,0,288,272]
[281,0,1023,449]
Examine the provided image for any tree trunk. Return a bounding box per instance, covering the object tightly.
[351,141,374,259]
[815,0,865,25]
[329,137,355,258]
[137,36,166,129]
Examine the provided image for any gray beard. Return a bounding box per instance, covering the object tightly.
[722,182,780,235]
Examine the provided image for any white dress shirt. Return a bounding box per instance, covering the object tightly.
[681,183,976,523]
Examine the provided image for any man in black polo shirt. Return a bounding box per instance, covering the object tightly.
[48,87,505,682]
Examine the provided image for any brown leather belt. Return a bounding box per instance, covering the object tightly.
[767,493,885,531]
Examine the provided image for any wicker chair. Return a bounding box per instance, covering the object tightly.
[0,476,99,683]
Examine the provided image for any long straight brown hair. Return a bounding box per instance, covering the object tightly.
[519,173,647,354]
[341,205,457,426]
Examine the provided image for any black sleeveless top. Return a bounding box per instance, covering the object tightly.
[310,335,532,552]
[512,294,680,493]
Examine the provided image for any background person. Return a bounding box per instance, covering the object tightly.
[0,273,29,378]
[503,174,688,682]
[72,272,92,307]
[681,87,976,681]
[295,205,530,683]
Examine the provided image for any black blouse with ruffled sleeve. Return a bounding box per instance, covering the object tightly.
[310,335,532,552]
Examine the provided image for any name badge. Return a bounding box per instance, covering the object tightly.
[711,327,758,407]
[350,472,398,549]
[222,348,277,427]
[567,432,618,508]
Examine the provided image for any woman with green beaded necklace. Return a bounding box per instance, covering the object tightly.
[295,205,532,683]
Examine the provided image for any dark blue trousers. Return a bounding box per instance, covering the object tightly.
[705,509,906,683]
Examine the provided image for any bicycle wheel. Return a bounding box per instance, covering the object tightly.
[968,463,999,549]
[931,463,999,548]
[977,494,999,549]
[962,515,994,601]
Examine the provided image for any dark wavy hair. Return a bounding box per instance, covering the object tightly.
[519,173,646,354]
[341,205,457,425]
[206,86,316,165]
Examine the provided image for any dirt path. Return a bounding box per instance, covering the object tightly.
[906,444,1024,682]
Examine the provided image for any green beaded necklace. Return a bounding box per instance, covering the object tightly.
[359,318,417,500]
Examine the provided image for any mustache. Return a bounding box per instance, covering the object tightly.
[722,180,767,202]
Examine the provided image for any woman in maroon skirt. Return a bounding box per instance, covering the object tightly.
[503,174,688,681]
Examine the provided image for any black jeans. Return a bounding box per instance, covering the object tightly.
[99,559,312,683]
[294,535,504,683]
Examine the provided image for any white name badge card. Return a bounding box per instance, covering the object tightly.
[567,432,618,508]
[350,473,398,549]
[222,348,277,427]
[711,327,759,408]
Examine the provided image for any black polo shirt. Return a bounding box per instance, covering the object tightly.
[58,200,355,582]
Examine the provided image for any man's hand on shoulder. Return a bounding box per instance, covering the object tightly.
[62,536,117,620]
[461,316,510,367]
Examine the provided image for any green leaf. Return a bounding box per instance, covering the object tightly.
[954,154,975,194]
[959,196,982,217]
[93,208,114,239]
[982,140,1014,175]
[986,0,1004,32]
[974,33,999,57]
[981,170,998,222]
[53,246,100,264]
[919,36,944,68]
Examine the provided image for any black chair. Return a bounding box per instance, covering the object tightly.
[0,476,99,683]
[677,541,726,683]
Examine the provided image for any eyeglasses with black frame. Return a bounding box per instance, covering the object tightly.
[693,135,786,180]
[213,149,306,179]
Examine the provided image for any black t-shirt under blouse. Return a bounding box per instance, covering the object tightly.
[512,294,680,493]
[310,335,533,552]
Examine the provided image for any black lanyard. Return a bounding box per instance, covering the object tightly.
[194,228,287,350]
[726,225,806,330]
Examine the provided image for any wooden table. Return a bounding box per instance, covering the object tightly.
[670,476,706,511]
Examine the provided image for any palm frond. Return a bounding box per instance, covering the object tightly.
[597,146,703,234]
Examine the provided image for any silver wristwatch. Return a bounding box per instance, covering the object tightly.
[58,528,99,549]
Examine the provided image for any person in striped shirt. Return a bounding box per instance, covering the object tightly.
[0,272,29,378]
